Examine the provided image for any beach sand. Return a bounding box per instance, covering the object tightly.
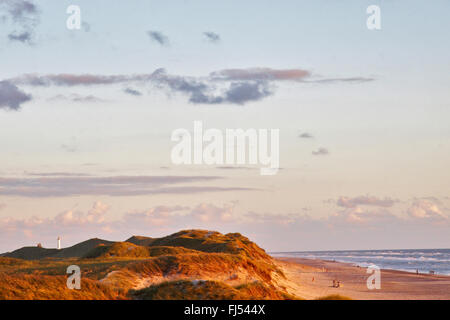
[274,257,450,300]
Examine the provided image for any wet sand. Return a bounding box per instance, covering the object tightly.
[274,257,450,300]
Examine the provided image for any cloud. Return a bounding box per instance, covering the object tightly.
[4,67,374,108]
[337,196,399,208]
[0,201,112,250]
[211,68,311,81]
[189,203,234,223]
[8,30,32,43]
[147,30,169,46]
[0,0,40,44]
[329,207,398,225]
[0,175,253,197]
[48,94,105,103]
[0,203,6,211]
[242,212,309,226]
[55,201,109,226]
[312,147,329,156]
[407,199,449,221]
[25,172,92,177]
[0,80,32,110]
[151,68,271,105]
[224,81,272,104]
[123,87,142,96]
[203,31,220,43]
[299,132,313,139]
[1,198,449,253]
[312,77,374,84]
[13,73,141,86]
[150,68,213,102]
[123,205,188,227]
[216,166,255,171]
[2,0,38,22]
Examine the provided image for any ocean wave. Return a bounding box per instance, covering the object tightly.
[270,249,450,275]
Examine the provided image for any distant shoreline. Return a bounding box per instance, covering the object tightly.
[272,256,450,300]
[272,254,450,276]
[270,249,450,276]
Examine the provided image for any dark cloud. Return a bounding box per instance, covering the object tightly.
[151,69,273,105]
[0,80,32,110]
[151,68,221,104]
[224,81,272,104]
[203,31,220,43]
[159,73,272,105]
[0,175,253,197]
[123,88,142,96]
[337,196,399,208]
[299,132,313,139]
[5,67,375,109]
[4,0,38,22]
[312,147,329,156]
[8,30,32,43]
[147,30,169,46]
[1,0,39,44]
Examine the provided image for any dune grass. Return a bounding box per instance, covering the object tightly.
[316,294,352,300]
[0,273,126,300]
[0,229,297,300]
[131,279,298,300]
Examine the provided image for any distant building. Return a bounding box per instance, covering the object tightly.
[57,236,61,250]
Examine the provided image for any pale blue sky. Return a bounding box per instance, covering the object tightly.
[0,0,449,252]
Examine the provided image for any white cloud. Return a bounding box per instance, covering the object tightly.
[337,195,399,208]
[407,199,449,221]
[1,198,449,253]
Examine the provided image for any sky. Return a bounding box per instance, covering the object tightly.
[0,0,449,252]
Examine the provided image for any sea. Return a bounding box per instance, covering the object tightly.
[271,248,450,275]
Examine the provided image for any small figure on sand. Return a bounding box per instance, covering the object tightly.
[312,277,315,282]
[332,279,341,288]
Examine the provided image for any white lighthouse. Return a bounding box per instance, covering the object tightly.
[57,236,61,250]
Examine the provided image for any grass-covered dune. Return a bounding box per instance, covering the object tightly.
[0,229,302,300]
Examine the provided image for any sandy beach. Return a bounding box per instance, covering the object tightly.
[274,257,450,300]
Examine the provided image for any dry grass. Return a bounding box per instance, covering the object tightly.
[130,280,298,300]
[82,242,199,259]
[0,229,295,300]
[316,294,352,300]
[149,230,270,260]
[0,272,126,300]
[125,252,284,283]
